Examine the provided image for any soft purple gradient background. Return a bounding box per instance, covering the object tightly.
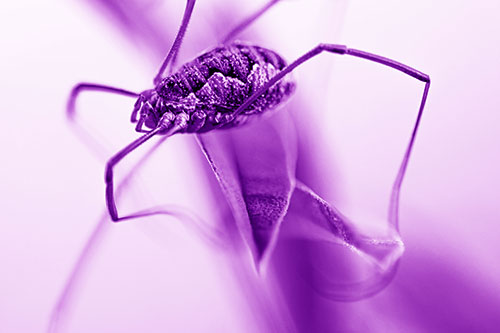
[1,0,499,332]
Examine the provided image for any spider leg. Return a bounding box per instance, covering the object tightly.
[105,114,189,222]
[233,43,430,227]
[234,44,429,117]
[106,126,164,221]
[154,0,196,84]
[66,82,141,159]
[221,0,281,44]
[67,82,139,120]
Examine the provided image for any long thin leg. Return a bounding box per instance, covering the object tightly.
[67,82,139,120]
[105,114,189,222]
[389,80,430,229]
[232,43,430,226]
[153,0,196,85]
[66,82,140,161]
[234,44,429,116]
[105,126,164,221]
[221,0,281,44]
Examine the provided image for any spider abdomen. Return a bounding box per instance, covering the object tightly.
[155,42,295,132]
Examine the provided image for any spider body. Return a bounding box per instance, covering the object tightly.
[133,42,295,134]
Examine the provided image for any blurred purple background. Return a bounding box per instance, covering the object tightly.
[1,0,499,332]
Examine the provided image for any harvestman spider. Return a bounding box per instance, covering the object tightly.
[67,0,430,226]
[50,1,431,331]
